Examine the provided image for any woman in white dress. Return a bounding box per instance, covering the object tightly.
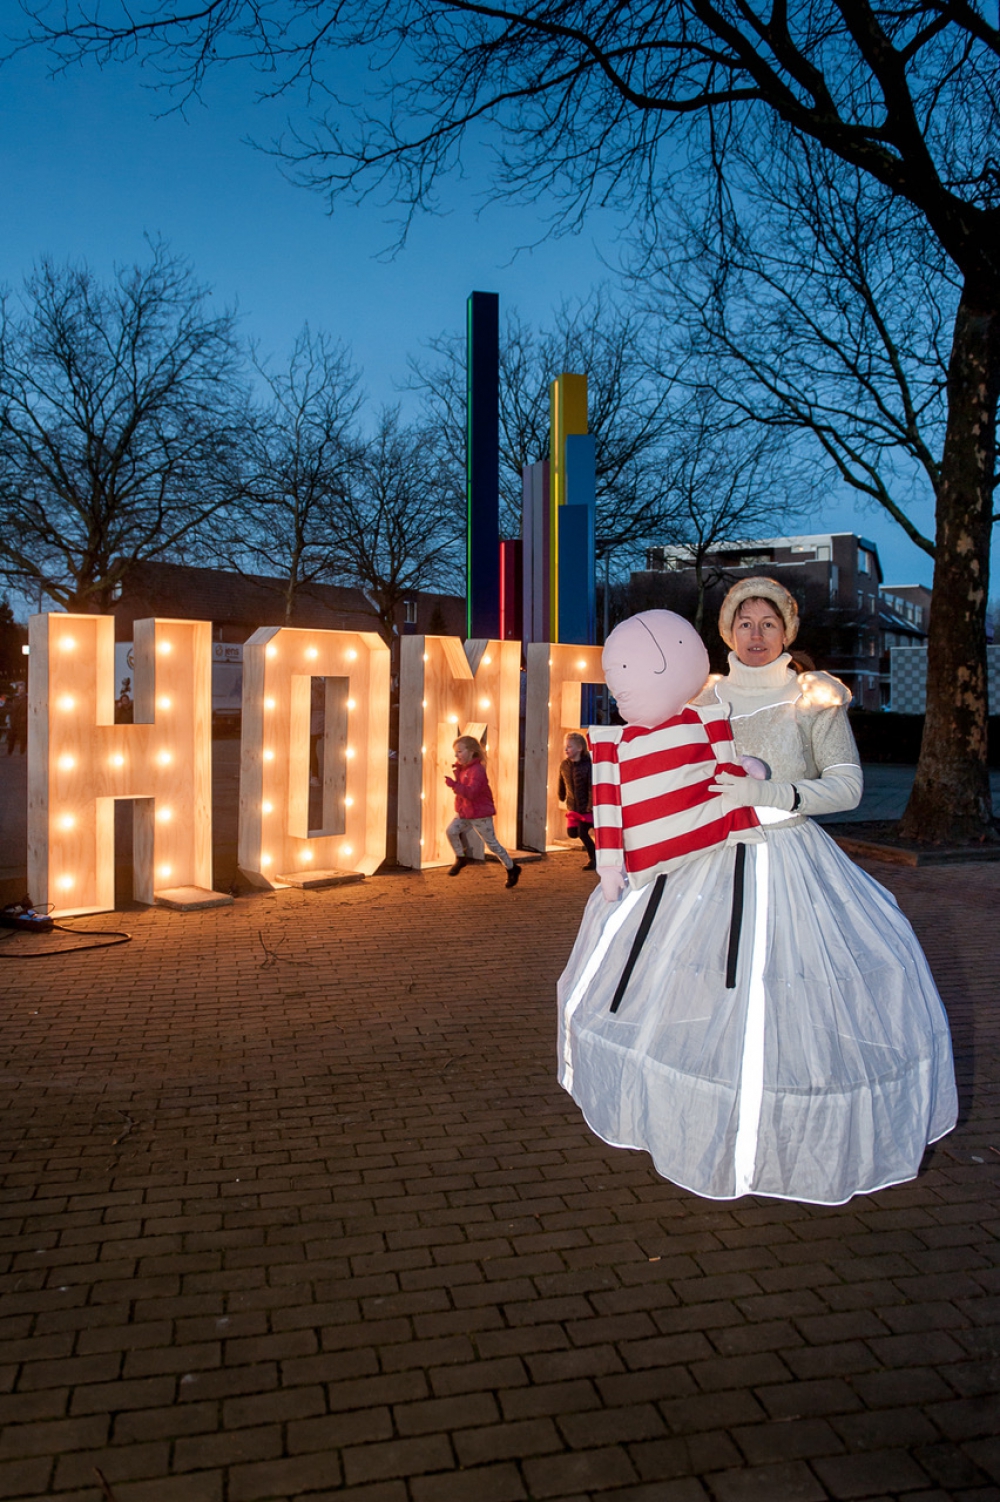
[558,579,957,1204]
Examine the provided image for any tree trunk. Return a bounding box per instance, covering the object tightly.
[66,584,112,614]
[899,283,999,842]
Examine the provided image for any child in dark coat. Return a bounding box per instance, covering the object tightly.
[558,732,596,870]
[445,735,521,889]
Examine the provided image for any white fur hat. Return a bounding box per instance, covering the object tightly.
[718,576,799,649]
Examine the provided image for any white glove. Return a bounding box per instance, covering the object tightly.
[709,770,796,810]
[711,765,864,817]
[599,868,627,903]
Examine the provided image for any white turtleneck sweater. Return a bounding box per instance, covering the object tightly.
[694,653,863,824]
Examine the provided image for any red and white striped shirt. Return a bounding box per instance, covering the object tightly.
[590,705,759,879]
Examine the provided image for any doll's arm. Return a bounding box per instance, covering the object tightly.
[590,732,627,901]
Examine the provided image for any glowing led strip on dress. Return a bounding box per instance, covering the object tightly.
[560,887,643,1091]
[733,843,770,1195]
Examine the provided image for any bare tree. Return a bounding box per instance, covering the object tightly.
[642,142,957,567]
[645,395,803,638]
[16,2,1000,839]
[0,240,246,613]
[331,406,463,643]
[226,326,364,623]
[412,290,679,566]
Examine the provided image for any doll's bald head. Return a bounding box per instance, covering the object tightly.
[602,611,709,728]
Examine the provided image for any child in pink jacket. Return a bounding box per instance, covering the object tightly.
[445,735,521,889]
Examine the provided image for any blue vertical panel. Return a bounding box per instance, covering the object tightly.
[557,506,596,644]
[557,435,596,644]
[466,292,500,639]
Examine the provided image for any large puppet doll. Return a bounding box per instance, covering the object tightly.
[558,609,956,1204]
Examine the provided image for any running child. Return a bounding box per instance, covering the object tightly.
[445,735,521,889]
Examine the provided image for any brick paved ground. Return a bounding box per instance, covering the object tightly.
[1,853,998,1502]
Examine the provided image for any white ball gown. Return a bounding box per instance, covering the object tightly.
[558,655,957,1204]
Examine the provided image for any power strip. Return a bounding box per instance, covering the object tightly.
[0,905,55,933]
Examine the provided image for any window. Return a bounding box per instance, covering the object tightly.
[403,599,418,625]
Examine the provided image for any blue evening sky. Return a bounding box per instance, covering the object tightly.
[0,37,976,595]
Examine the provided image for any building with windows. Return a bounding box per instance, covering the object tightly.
[109,560,466,726]
[880,583,932,645]
[636,533,885,708]
[878,584,931,708]
[110,560,465,646]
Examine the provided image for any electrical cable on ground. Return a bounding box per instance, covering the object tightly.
[0,902,131,957]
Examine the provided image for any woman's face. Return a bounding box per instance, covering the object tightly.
[732,600,787,667]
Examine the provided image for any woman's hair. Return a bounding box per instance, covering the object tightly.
[718,576,799,648]
[734,595,784,623]
[454,734,485,762]
[564,732,588,754]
